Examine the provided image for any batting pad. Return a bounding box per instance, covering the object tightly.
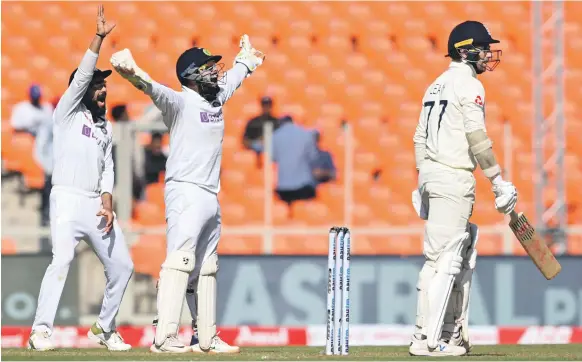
[415,263,436,336]
[155,250,195,346]
[426,232,468,349]
[196,253,218,351]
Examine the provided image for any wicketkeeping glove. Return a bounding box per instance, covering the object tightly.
[110,48,152,92]
[234,34,265,77]
[492,179,518,215]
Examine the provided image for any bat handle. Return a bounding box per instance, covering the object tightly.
[509,210,519,222]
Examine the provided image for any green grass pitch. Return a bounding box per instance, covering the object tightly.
[3,345,582,361]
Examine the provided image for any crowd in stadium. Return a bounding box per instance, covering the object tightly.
[11,84,338,224]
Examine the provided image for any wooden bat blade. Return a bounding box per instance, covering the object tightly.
[509,211,562,280]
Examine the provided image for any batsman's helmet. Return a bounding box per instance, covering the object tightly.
[446,21,501,71]
[176,47,222,85]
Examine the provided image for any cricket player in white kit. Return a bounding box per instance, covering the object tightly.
[28,6,133,352]
[110,35,264,353]
[410,21,518,356]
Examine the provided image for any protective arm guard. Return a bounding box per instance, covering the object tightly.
[466,129,501,180]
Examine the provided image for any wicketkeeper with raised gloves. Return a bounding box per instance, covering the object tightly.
[110,35,264,353]
[410,21,518,356]
[28,5,133,352]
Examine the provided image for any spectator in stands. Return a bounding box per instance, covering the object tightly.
[272,115,318,217]
[110,103,143,199]
[312,130,337,185]
[10,84,54,135]
[111,104,129,122]
[144,132,167,185]
[110,104,127,181]
[242,96,278,165]
[34,117,53,226]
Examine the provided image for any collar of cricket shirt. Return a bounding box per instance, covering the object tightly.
[449,61,477,78]
[182,84,221,107]
[81,107,107,129]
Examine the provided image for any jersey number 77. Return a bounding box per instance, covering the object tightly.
[424,100,448,140]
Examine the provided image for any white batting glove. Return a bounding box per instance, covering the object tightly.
[234,34,265,77]
[492,178,518,215]
[110,48,152,92]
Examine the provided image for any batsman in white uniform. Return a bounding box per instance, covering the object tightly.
[410,21,518,356]
[28,6,133,352]
[110,35,264,354]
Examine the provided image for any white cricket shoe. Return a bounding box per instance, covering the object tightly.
[449,329,472,353]
[28,330,55,351]
[150,335,191,353]
[409,335,467,357]
[191,334,240,354]
[87,322,131,351]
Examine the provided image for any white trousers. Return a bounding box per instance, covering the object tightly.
[418,160,476,262]
[164,181,221,323]
[32,187,134,333]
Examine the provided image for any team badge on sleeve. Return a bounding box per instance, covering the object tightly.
[474,95,484,106]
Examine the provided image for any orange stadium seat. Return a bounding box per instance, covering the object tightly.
[131,234,165,277]
[568,235,582,255]
[3,1,581,256]
[1,238,17,255]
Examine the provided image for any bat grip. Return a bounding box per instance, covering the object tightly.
[508,210,519,223]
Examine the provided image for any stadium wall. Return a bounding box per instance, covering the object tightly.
[2,256,581,327]
[2,325,582,348]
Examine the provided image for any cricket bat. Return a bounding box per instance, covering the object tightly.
[508,211,562,280]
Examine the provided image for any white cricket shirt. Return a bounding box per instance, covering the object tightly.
[145,63,249,193]
[10,101,53,134]
[413,61,487,171]
[51,50,114,197]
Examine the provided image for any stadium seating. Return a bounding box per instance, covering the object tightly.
[2,2,581,262]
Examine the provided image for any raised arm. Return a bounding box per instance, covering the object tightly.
[110,49,183,127]
[54,5,115,124]
[146,82,184,127]
[218,34,265,105]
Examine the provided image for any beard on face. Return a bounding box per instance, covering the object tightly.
[83,92,107,117]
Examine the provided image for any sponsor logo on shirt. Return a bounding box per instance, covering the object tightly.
[200,110,224,124]
[82,124,107,150]
[82,125,92,137]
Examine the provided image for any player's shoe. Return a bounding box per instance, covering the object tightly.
[449,329,472,353]
[28,330,55,351]
[191,333,240,354]
[150,335,191,353]
[152,318,199,346]
[409,335,466,357]
[87,322,131,351]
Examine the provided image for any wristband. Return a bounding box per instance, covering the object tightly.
[96,33,105,39]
